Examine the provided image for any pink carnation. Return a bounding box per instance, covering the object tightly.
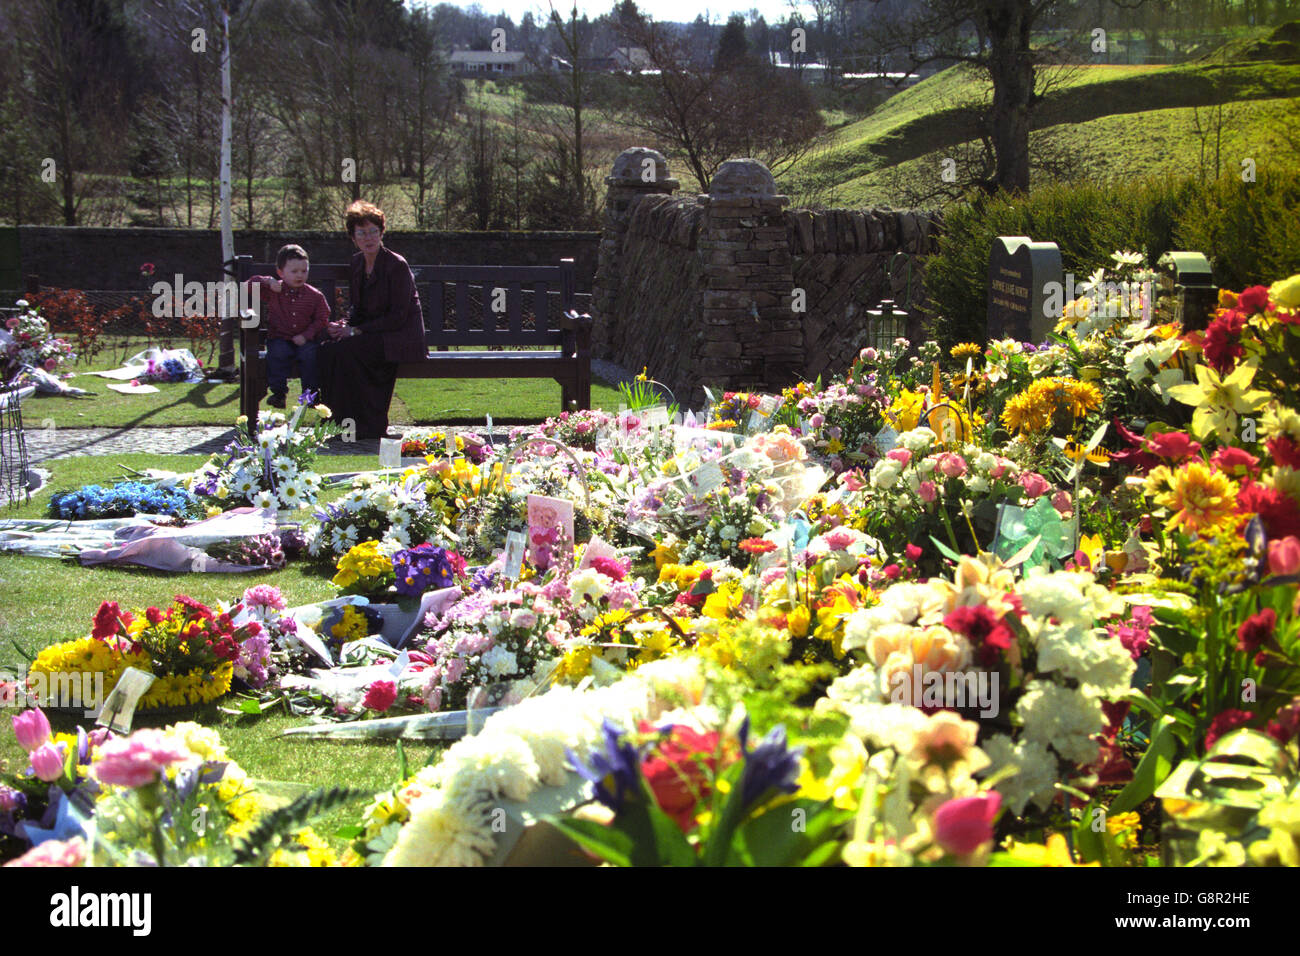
[242,584,287,611]
[92,729,190,788]
[4,837,87,868]
[918,480,938,503]
[935,453,967,478]
[362,679,398,713]
[887,448,912,466]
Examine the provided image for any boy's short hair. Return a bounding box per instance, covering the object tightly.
[276,244,309,270]
[346,200,386,236]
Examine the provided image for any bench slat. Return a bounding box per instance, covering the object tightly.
[454,281,470,335]
[508,281,522,337]
[534,282,549,334]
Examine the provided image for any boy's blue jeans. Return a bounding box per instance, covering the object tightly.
[267,337,320,397]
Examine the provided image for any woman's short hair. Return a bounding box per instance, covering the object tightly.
[345,200,386,236]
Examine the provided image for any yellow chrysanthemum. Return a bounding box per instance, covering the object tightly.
[1153,461,1240,536]
[1001,377,1103,436]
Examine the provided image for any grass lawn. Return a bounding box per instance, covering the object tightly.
[0,453,449,847]
[788,57,1300,201]
[832,95,1300,206]
[32,347,625,428]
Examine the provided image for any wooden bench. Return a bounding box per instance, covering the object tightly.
[234,255,593,428]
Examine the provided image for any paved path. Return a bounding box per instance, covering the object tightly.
[16,358,638,463]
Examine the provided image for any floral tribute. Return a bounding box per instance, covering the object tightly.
[8,262,1300,870]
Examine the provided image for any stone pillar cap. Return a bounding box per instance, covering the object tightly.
[606,147,679,189]
[708,158,786,202]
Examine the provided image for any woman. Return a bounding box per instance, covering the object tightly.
[318,201,426,440]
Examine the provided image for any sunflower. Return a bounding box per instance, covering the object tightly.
[1152,461,1240,536]
[950,342,983,361]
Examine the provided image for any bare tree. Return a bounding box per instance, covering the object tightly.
[859,0,1083,194]
[616,15,826,192]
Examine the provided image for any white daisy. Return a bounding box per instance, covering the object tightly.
[253,489,276,509]
[271,456,298,480]
[277,477,306,508]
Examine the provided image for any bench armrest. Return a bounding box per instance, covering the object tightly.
[559,310,593,358]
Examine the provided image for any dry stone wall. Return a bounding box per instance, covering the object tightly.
[592,149,941,408]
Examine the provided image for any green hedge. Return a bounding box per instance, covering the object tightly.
[924,167,1300,348]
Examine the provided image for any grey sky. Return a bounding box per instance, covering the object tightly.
[431,0,818,25]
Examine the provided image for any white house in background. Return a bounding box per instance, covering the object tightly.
[611,46,652,71]
[449,50,532,75]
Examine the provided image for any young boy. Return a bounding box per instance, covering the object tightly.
[247,244,330,408]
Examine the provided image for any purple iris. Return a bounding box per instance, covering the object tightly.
[298,389,319,406]
[738,717,802,809]
[567,719,644,814]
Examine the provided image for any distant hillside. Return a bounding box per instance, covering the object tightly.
[783,24,1300,206]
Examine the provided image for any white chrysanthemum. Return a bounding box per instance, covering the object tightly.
[568,567,610,606]
[1015,680,1104,766]
[823,664,887,706]
[1017,571,1097,630]
[899,427,936,453]
[981,734,1058,816]
[1032,621,1136,697]
[433,732,540,804]
[382,527,412,550]
[481,692,584,785]
[870,458,902,490]
[480,645,518,679]
[383,792,496,867]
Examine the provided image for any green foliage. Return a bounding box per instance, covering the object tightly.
[923,168,1300,348]
[232,786,367,865]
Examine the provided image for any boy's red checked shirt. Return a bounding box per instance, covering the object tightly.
[247,276,331,341]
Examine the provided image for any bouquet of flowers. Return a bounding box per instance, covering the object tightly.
[418,583,570,711]
[187,399,338,511]
[142,356,193,383]
[2,300,76,381]
[537,408,613,452]
[48,481,200,521]
[28,596,261,712]
[308,472,447,560]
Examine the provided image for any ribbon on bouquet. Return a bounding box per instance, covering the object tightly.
[992,496,1074,569]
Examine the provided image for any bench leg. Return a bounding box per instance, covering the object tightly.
[576,363,591,412]
[560,378,574,413]
[241,358,266,430]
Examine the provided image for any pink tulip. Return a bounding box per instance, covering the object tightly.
[933,792,1001,856]
[918,480,938,503]
[1269,536,1300,577]
[28,743,65,783]
[12,708,51,753]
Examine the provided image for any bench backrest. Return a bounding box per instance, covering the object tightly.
[234,255,577,351]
